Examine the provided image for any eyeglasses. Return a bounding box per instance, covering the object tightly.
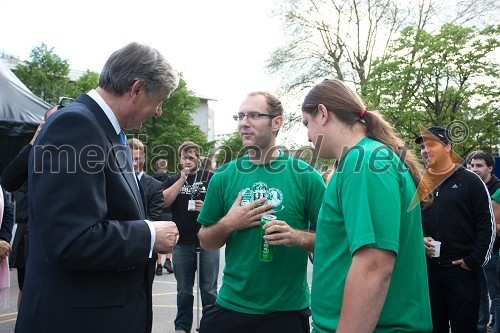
[232,113,277,121]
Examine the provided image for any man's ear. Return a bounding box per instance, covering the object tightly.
[130,80,144,98]
[272,114,284,133]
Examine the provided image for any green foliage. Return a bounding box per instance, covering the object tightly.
[64,70,99,98]
[214,131,245,167]
[13,43,70,104]
[127,77,215,174]
[365,24,500,156]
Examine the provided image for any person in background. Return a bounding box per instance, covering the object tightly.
[466,150,493,331]
[471,152,500,333]
[301,79,431,332]
[152,158,174,274]
[0,105,57,309]
[15,42,180,333]
[197,92,325,333]
[128,138,164,278]
[493,188,500,234]
[467,150,483,169]
[162,141,218,333]
[417,126,494,333]
[0,185,14,307]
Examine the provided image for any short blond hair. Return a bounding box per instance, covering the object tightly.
[128,138,145,154]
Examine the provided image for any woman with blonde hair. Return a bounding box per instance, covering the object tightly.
[302,79,432,333]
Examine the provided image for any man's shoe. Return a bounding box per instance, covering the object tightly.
[155,264,163,276]
[163,259,174,273]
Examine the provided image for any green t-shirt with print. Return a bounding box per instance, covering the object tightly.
[311,137,432,333]
[198,152,325,314]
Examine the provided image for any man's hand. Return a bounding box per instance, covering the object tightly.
[0,240,11,262]
[179,168,190,182]
[452,258,471,270]
[263,220,315,251]
[194,200,204,212]
[153,221,179,254]
[263,220,301,247]
[221,192,274,232]
[423,236,436,257]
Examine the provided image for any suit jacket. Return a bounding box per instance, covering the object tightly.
[16,94,154,333]
[140,173,164,221]
[0,189,14,242]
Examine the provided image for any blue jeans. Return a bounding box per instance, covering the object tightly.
[484,255,500,333]
[477,254,500,333]
[479,269,490,333]
[172,244,220,332]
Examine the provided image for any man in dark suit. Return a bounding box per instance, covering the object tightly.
[128,138,165,277]
[128,138,164,222]
[15,42,180,333]
[152,158,174,274]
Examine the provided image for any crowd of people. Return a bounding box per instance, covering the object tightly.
[0,42,498,333]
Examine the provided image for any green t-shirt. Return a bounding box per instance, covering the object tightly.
[492,188,500,203]
[311,137,432,333]
[198,152,325,314]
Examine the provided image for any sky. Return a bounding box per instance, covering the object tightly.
[1,0,310,147]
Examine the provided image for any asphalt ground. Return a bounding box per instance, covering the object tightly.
[0,248,314,333]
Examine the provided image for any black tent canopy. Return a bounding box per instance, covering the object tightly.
[0,61,50,174]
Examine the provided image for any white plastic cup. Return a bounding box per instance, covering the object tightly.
[430,240,441,257]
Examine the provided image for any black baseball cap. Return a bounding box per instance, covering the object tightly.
[415,126,452,145]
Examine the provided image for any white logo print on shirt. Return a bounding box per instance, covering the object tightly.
[240,181,284,212]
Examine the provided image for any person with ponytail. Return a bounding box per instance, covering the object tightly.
[301,79,432,333]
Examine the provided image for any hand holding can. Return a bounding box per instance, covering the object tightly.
[259,215,276,262]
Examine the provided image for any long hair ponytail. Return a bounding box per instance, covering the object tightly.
[302,79,430,206]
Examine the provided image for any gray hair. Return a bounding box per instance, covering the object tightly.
[99,42,179,97]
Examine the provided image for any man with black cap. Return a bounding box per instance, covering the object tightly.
[416,126,495,333]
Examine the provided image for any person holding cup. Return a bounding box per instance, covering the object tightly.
[417,126,495,333]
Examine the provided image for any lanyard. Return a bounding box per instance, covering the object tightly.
[185,172,199,199]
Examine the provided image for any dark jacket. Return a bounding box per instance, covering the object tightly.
[486,175,500,253]
[487,175,500,197]
[139,173,164,221]
[16,94,152,333]
[0,189,14,243]
[422,166,495,270]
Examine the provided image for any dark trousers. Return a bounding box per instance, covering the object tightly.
[199,303,310,333]
[427,264,481,333]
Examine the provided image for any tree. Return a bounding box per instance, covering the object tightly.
[213,131,245,167]
[267,0,419,93]
[64,70,99,98]
[13,43,70,104]
[364,24,500,156]
[267,0,499,95]
[127,77,215,174]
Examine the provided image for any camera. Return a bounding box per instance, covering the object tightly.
[192,182,206,200]
[57,97,75,110]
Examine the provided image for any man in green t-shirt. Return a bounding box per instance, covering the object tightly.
[197,91,325,333]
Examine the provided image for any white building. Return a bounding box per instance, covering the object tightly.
[192,93,216,142]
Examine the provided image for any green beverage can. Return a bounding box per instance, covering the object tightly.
[259,215,277,262]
